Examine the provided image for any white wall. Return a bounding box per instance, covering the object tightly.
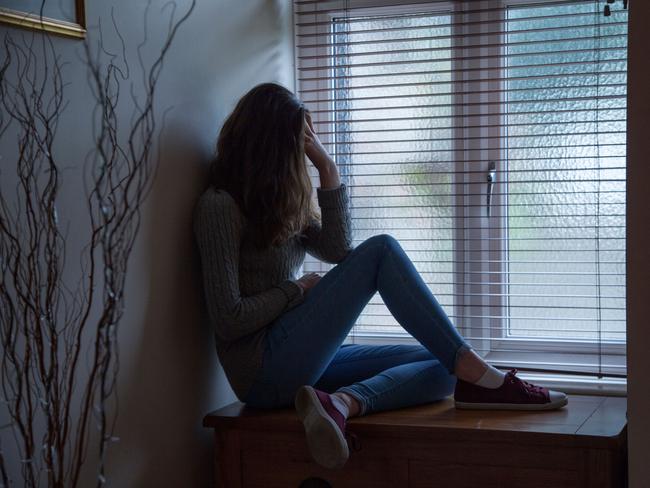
[626,2,650,487]
[0,1,294,486]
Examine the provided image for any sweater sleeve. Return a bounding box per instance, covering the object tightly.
[300,183,354,264]
[194,190,304,343]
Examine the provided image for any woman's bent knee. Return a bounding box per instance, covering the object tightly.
[363,233,400,250]
[345,234,402,267]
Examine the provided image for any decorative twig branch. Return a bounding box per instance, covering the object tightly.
[0,1,195,486]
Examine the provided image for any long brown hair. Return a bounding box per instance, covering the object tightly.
[210,83,319,250]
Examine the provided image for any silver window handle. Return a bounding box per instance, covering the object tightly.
[486,161,496,217]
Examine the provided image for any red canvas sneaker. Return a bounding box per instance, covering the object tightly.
[454,369,568,410]
[295,385,350,469]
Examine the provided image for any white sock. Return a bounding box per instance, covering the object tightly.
[330,393,350,419]
[474,366,506,389]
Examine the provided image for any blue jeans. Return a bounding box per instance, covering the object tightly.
[242,234,470,415]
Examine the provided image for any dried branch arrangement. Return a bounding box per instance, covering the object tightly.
[0,1,195,486]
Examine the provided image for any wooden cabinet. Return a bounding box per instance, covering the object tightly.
[203,396,627,487]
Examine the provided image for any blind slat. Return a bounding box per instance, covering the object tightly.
[297,22,627,48]
[311,108,626,125]
[302,84,627,105]
[298,33,626,60]
[294,0,616,26]
[298,58,626,82]
[308,95,627,114]
[298,52,627,74]
[300,70,627,94]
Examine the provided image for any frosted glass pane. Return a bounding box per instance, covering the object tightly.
[332,13,454,337]
[505,4,627,341]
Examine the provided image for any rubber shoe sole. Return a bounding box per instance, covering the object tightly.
[455,394,568,411]
[295,386,349,470]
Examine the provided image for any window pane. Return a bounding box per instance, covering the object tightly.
[332,12,455,336]
[505,3,627,341]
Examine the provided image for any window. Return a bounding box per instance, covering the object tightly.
[294,0,627,391]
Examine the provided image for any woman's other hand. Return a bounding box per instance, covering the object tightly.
[296,272,322,295]
[304,112,341,189]
[304,113,333,171]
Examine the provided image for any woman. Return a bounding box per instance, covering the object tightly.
[194,83,567,470]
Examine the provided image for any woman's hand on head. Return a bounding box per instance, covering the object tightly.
[296,272,321,296]
[304,112,335,173]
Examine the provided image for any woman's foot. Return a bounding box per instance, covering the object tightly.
[454,369,568,410]
[295,385,350,469]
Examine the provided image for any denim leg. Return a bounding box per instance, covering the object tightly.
[373,234,470,371]
[314,344,437,393]
[243,234,470,409]
[314,344,457,415]
[338,360,456,415]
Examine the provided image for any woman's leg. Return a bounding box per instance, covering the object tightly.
[315,344,456,415]
[314,344,435,392]
[244,233,470,409]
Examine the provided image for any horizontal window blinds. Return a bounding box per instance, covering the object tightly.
[295,0,627,379]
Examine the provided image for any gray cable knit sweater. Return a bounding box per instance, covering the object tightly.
[193,183,353,399]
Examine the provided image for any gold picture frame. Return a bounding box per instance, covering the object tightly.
[0,0,86,39]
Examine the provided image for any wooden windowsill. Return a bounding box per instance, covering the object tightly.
[204,395,625,447]
[203,395,627,487]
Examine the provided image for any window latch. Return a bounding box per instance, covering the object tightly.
[486,161,496,217]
